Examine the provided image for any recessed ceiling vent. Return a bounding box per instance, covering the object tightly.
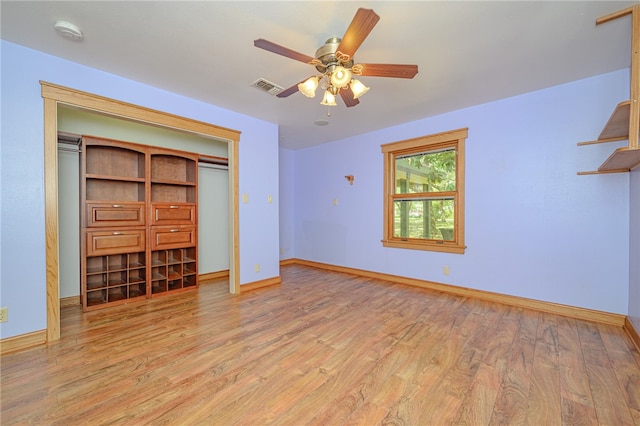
[251,78,283,95]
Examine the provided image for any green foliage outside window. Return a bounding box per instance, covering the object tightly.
[394,149,456,241]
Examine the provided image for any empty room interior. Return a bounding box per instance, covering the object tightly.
[1,1,640,424]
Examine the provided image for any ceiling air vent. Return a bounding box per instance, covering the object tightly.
[251,78,283,95]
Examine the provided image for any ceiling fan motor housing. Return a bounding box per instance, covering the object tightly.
[314,37,354,73]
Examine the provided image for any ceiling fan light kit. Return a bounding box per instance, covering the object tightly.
[254,8,418,112]
[330,66,352,88]
[320,90,337,106]
[298,76,320,98]
[350,79,370,99]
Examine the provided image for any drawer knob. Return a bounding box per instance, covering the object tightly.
[112,204,124,208]
[169,205,180,209]
[112,232,124,235]
[170,229,180,232]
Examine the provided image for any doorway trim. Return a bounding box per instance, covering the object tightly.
[42,81,241,341]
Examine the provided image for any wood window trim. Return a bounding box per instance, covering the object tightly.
[381,128,467,254]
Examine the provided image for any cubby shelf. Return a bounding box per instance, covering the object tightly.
[151,247,198,295]
[84,252,147,307]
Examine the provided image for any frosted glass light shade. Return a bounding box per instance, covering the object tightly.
[320,90,337,106]
[350,79,370,99]
[330,66,352,88]
[298,76,319,98]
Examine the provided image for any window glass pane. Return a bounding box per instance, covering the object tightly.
[395,149,456,194]
[393,199,455,240]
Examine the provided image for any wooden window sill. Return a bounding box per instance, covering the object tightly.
[382,239,466,254]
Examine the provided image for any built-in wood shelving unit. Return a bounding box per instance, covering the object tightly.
[578,4,640,175]
[80,135,199,311]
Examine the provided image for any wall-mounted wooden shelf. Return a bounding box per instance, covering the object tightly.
[599,100,632,140]
[600,146,640,171]
[578,4,640,175]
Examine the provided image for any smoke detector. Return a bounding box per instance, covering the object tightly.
[54,21,84,41]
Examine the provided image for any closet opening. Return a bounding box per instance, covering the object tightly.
[43,81,240,341]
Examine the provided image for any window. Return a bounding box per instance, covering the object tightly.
[381,128,467,254]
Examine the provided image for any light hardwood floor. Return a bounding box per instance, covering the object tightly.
[2,265,640,425]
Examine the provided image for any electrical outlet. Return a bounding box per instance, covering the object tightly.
[443,266,450,276]
[0,307,8,323]
[255,263,260,273]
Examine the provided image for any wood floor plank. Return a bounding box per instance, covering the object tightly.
[489,309,538,425]
[455,363,502,425]
[411,298,489,424]
[482,305,521,372]
[557,316,599,425]
[2,265,640,425]
[526,313,562,425]
[605,348,640,419]
[578,320,636,425]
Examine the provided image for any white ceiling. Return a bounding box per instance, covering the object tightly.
[1,1,636,150]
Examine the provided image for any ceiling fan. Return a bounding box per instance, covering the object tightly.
[253,8,418,109]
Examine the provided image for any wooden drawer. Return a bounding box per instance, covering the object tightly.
[151,226,196,250]
[151,203,195,225]
[86,229,146,256]
[86,202,145,227]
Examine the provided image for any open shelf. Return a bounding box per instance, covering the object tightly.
[86,180,145,202]
[594,102,640,171]
[85,145,145,179]
[599,147,640,171]
[578,5,640,174]
[599,101,632,141]
[151,154,196,184]
[578,102,640,172]
[150,152,197,204]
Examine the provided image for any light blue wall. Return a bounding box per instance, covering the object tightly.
[279,148,295,260]
[1,38,635,341]
[291,69,631,315]
[0,41,280,339]
[630,168,640,330]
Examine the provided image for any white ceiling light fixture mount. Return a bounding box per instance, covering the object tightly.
[54,21,84,41]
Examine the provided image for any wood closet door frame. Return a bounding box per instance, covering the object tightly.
[42,81,241,341]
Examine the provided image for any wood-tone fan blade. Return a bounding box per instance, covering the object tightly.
[254,39,315,64]
[358,64,419,79]
[276,82,301,98]
[337,8,380,58]
[340,86,360,108]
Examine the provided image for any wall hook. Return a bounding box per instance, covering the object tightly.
[345,175,354,185]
